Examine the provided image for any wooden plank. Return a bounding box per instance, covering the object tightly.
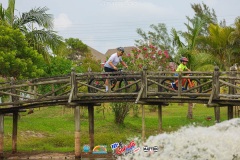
[135,84,145,103]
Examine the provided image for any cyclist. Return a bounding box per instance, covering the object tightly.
[171,57,191,90]
[104,47,128,91]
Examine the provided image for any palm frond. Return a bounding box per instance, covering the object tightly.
[14,6,53,30]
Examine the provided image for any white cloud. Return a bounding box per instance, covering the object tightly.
[54,13,72,31]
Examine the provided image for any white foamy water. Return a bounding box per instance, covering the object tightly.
[120,118,240,160]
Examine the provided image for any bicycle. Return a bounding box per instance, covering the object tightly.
[160,73,202,98]
[88,68,139,94]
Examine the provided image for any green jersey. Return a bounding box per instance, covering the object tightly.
[176,63,188,72]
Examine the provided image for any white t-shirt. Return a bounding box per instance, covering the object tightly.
[104,53,122,69]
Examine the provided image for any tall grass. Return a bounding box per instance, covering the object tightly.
[3,103,229,152]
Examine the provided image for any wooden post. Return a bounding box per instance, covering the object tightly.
[12,112,18,154]
[227,106,234,120]
[88,105,94,151]
[228,65,237,119]
[141,104,145,142]
[71,68,78,100]
[212,66,220,123]
[157,68,163,133]
[157,105,162,133]
[0,114,3,159]
[214,107,220,123]
[141,67,147,98]
[10,77,20,152]
[74,106,81,159]
[177,72,182,97]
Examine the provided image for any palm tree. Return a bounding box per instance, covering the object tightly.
[198,24,234,70]
[1,0,64,62]
[229,17,240,64]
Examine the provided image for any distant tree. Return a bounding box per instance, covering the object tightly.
[0,25,45,79]
[65,38,90,61]
[79,53,102,72]
[189,2,217,36]
[135,23,174,56]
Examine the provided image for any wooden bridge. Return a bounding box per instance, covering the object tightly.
[0,66,239,158]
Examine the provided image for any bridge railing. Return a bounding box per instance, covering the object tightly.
[72,70,142,100]
[0,75,71,108]
[145,70,213,99]
[0,66,240,110]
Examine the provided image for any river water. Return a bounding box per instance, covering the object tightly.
[119,118,240,160]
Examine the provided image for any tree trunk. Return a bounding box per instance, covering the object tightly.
[187,103,193,119]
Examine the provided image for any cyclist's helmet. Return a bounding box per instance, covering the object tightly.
[180,57,188,62]
[117,47,125,53]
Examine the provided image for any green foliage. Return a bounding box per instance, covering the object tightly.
[0,25,45,78]
[44,56,73,76]
[1,1,64,62]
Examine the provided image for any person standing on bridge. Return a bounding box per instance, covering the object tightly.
[104,47,128,92]
[171,57,191,90]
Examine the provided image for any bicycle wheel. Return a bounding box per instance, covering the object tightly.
[185,79,202,98]
[160,78,174,97]
[88,78,105,93]
[119,78,139,93]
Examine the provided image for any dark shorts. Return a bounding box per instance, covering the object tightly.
[104,67,116,72]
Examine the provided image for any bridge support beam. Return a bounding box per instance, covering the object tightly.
[0,114,4,159]
[88,105,94,151]
[158,105,162,133]
[12,112,18,154]
[74,106,81,159]
[227,106,234,120]
[214,107,220,123]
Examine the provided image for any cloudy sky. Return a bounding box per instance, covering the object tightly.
[1,0,239,54]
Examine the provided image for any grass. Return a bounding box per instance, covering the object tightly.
[3,103,230,153]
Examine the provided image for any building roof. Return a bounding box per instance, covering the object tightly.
[88,46,106,62]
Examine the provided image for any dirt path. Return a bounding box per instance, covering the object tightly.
[4,152,75,159]
[4,152,115,159]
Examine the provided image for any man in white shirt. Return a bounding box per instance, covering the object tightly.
[104,47,128,91]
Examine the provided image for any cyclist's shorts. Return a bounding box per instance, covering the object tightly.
[104,67,116,72]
